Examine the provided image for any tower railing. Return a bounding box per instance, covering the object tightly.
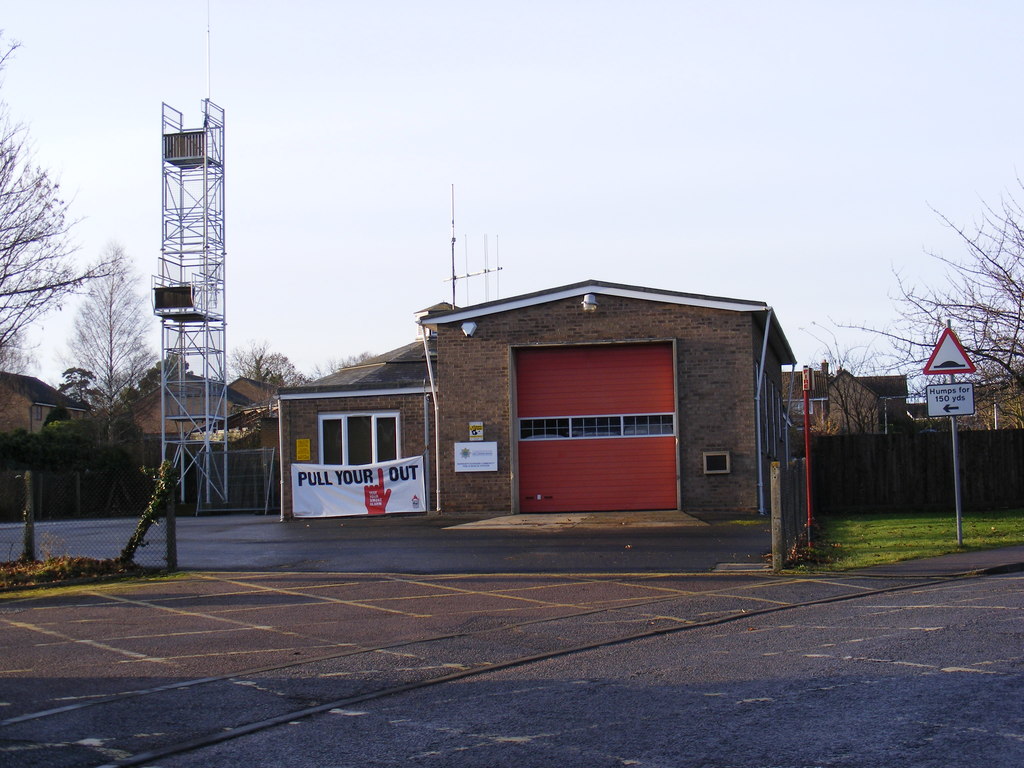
[155,100,228,506]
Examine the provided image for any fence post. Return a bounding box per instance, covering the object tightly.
[165,495,177,570]
[21,471,35,562]
[770,461,783,572]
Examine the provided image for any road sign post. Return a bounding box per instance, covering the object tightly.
[950,411,963,545]
[923,327,975,546]
[802,366,813,545]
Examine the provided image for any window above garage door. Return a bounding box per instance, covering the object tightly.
[520,413,675,440]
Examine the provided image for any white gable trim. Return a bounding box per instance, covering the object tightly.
[421,283,765,325]
[279,386,427,401]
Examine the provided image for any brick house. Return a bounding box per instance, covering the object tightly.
[784,362,910,434]
[132,377,272,439]
[0,372,88,433]
[278,280,795,518]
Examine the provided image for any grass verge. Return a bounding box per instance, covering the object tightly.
[0,556,152,590]
[797,509,1024,570]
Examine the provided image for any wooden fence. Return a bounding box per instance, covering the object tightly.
[811,429,1024,513]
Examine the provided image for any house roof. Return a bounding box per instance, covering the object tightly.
[228,376,278,405]
[781,369,829,400]
[0,372,88,412]
[419,279,797,365]
[855,375,909,399]
[781,369,909,401]
[130,374,256,416]
[279,341,433,399]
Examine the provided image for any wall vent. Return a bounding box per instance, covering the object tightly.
[703,451,731,475]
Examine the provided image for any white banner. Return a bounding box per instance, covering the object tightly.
[292,456,426,518]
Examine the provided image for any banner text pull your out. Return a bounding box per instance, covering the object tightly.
[292,456,425,518]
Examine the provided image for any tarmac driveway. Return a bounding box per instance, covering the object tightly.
[173,510,772,574]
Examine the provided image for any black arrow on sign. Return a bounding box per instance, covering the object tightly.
[944,404,961,413]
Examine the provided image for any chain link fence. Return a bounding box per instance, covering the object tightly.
[0,467,172,568]
[196,448,279,515]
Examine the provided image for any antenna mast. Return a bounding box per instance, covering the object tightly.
[450,184,457,306]
[205,0,212,98]
[444,186,504,305]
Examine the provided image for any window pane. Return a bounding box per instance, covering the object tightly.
[322,419,343,464]
[376,417,397,461]
[617,415,675,435]
[347,416,373,465]
[520,418,570,439]
[522,414,673,439]
[572,416,621,437]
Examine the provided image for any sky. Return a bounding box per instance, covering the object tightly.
[3,1,1024,387]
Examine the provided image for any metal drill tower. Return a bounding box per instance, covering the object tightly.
[154,100,227,505]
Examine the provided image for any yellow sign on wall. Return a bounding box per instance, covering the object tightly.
[295,438,311,461]
[469,421,484,441]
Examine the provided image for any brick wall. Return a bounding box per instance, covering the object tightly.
[279,392,429,518]
[434,294,784,514]
[0,390,34,433]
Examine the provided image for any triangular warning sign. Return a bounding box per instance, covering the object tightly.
[923,328,976,375]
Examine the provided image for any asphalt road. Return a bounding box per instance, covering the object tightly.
[2,568,1022,767]
[172,512,773,573]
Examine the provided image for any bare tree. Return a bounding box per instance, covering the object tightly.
[0,37,104,364]
[231,339,307,387]
[878,182,1024,426]
[66,243,154,437]
[0,327,30,372]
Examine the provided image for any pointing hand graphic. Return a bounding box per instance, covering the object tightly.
[364,468,392,514]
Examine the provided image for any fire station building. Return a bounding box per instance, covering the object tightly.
[278,280,795,518]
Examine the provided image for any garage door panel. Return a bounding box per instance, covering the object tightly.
[520,437,677,512]
[516,343,678,513]
[517,345,674,416]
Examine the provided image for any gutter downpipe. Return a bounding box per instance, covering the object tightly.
[754,308,774,515]
[784,362,797,461]
[277,396,285,522]
[422,331,442,513]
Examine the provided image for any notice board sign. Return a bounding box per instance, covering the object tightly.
[454,442,498,472]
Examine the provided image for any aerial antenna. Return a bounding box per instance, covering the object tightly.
[450,184,457,306]
[484,235,490,302]
[205,0,212,98]
[444,187,504,304]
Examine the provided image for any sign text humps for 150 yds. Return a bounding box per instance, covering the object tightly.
[925,383,976,417]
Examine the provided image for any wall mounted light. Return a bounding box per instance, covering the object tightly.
[461,321,478,337]
[581,293,599,312]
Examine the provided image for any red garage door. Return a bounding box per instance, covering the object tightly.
[517,344,677,512]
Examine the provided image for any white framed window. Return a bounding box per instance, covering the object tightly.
[519,413,675,440]
[318,412,400,465]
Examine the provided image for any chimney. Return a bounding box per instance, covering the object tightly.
[820,360,829,378]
